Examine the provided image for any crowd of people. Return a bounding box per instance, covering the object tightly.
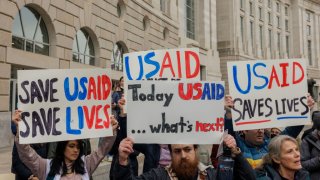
[10,76,320,180]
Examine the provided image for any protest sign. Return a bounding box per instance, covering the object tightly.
[227,59,310,131]
[17,69,113,144]
[123,48,200,81]
[126,80,225,144]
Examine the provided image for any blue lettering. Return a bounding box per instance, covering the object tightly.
[253,63,268,90]
[64,77,78,101]
[201,83,211,100]
[144,52,160,79]
[124,55,144,80]
[78,77,88,100]
[216,83,225,100]
[66,107,81,135]
[233,64,251,94]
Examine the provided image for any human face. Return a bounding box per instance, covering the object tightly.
[64,140,80,163]
[171,144,198,179]
[244,129,265,145]
[278,140,301,172]
[271,128,281,138]
[119,78,124,88]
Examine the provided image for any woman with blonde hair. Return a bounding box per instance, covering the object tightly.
[255,135,309,180]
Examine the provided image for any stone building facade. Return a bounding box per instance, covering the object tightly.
[217,0,320,106]
[0,0,220,148]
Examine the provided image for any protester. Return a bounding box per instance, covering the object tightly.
[12,110,118,180]
[112,135,256,180]
[255,135,309,180]
[11,121,48,180]
[109,88,161,179]
[270,128,282,138]
[300,110,320,180]
[224,94,315,169]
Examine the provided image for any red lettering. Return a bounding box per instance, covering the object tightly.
[95,105,103,129]
[268,66,281,89]
[159,52,175,77]
[293,62,304,84]
[83,106,95,129]
[193,83,202,100]
[103,104,110,128]
[279,63,289,87]
[176,51,182,78]
[196,121,203,132]
[178,83,192,100]
[102,75,112,100]
[185,51,200,79]
[97,76,101,100]
[87,77,97,100]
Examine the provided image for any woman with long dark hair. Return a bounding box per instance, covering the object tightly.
[12,110,118,180]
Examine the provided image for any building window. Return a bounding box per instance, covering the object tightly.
[143,16,150,31]
[276,2,280,13]
[285,6,289,16]
[260,26,263,53]
[259,7,262,20]
[286,35,289,57]
[250,21,254,48]
[268,12,272,25]
[12,7,49,56]
[240,0,244,9]
[186,0,195,39]
[277,32,281,57]
[268,0,271,8]
[308,40,312,65]
[200,65,206,80]
[307,25,311,36]
[306,11,311,22]
[285,19,289,31]
[269,29,272,56]
[250,2,253,16]
[117,1,126,18]
[277,16,280,28]
[241,16,244,44]
[72,29,95,65]
[111,42,127,71]
[160,0,170,14]
[163,27,169,40]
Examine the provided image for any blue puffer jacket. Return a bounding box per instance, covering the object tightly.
[224,116,304,168]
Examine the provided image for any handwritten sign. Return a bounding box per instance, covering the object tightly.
[227,59,310,131]
[126,80,225,144]
[123,48,200,81]
[17,69,113,144]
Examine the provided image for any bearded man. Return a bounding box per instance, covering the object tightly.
[112,135,255,180]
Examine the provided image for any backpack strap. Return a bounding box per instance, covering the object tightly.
[305,135,320,152]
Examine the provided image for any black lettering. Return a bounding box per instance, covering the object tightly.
[50,78,58,102]
[20,112,30,137]
[275,100,282,115]
[52,107,61,135]
[19,81,30,104]
[265,98,273,117]
[293,98,299,112]
[300,96,309,115]
[147,84,155,101]
[281,98,287,114]
[232,98,243,122]
[32,111,44,137]
[257,98,264,116]
[128,84,141,101]
[31,81,42,104]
